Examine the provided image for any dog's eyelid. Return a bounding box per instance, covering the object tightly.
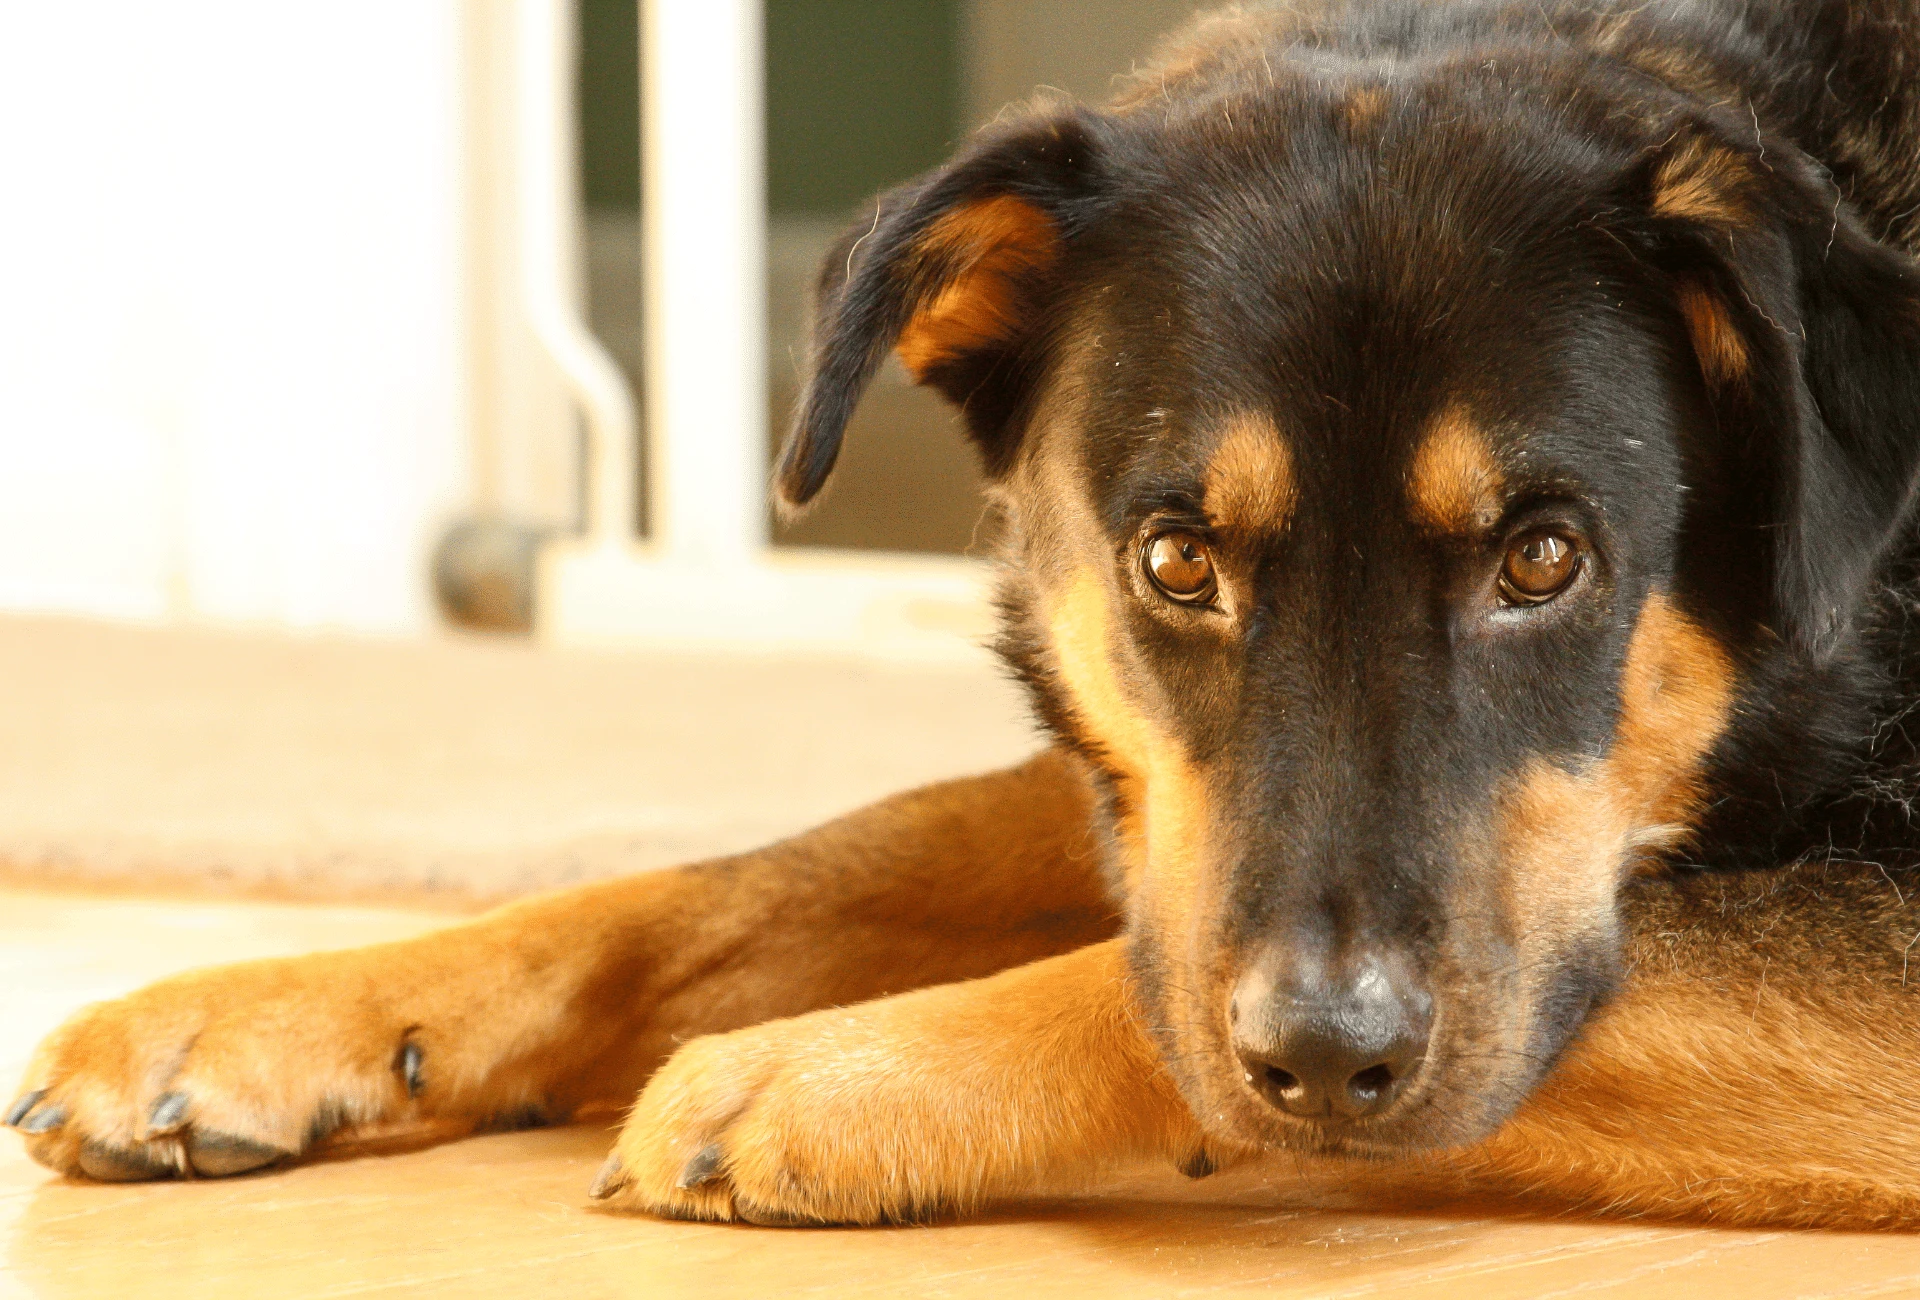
[1127,508,1213,541]
[1488,491,1603,542]
[1125,486,1210,527]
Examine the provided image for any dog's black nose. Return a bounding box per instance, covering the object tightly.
[1230,949,1431,1121]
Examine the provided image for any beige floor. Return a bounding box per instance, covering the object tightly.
[6,888,1920,1299]
[0,615,1036,905]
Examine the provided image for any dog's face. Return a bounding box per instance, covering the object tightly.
[1000,115,1736,1152]
[781,51,1920,1154]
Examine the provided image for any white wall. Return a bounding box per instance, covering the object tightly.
[465,0,585,538]
[0,3,469,634]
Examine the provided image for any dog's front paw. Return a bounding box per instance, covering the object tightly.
[591,1005,977,1227]
[593,944,1201,1227]
[8,951,435,1182]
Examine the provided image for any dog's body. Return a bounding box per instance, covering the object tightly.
[17,0,1920,1229]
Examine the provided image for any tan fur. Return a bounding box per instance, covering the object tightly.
[1407,406,1504,533]
[1048,570,1160,788]
[1650,136,1753,228]
[1617,46,1744,108]
[1676,280,1749,388]
[1342,84,1388,133]
[1606,593,1738,826]
[1204,412,1298,532]
[1467,988,1920,1227]
[1047,570,1213,951]
[895,195,1061,377]
[598,940,1202,1223]
[1499,592,1735,1002]
[1454,860,1920,1229]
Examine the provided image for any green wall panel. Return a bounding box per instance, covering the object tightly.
[766,1,961,216]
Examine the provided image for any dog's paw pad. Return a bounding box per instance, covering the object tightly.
[77,1140,177,1183]
[734,1201,819,1228]
[187,1132,289,1177]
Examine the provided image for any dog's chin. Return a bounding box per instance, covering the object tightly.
[1190,1089,1508,1159]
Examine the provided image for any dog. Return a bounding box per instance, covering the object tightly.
[14,0,1920,1230]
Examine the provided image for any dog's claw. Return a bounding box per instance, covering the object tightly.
[147,1090,191,1135]
[396,1041,425,1098]
[77,1140,174,1182]
[17,1104,65,1135]
[4,1090,45,1127]
[676,1142,726,1190]
[187,1132,286,1177]
[588,1153,628,1200]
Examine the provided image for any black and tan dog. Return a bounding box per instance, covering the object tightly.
[15,0,1920,1229]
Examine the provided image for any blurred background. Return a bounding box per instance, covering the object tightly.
[0,1,1200,906]
[0,0,1196,643]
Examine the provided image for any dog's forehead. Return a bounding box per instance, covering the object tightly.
[1052,123,1681,533]
[1072,402,1550,546]
[1052,295,1658,546]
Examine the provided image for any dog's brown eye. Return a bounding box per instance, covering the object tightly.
[1499,530,1581,604]
[1144,531,1216,603]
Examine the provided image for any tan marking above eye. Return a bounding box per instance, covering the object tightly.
[1202,412,1297,532]
[1499,529,1582,604]
[1144,532,1216,603]
[1407,406,1503,534]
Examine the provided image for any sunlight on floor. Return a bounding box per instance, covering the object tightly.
[5,888,1920,1298]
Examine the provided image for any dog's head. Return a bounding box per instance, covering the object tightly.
[778,42,1920,1153]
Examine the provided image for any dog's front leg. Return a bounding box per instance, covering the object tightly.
[10,750,1115,1182]
[594,939,1208,1225]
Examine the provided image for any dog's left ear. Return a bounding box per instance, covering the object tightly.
[1636,118,1920,655]
[775,108,1111,510]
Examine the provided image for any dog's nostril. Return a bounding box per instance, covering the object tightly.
[1239,1044,1419,1121]
[1230,948,1433,1122]
[1346,1063,1396,1100]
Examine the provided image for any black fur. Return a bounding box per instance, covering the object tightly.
[783,0,1920,1151]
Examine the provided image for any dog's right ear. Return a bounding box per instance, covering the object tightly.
[775,109,1111,510]
[1626,117,1920,657]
